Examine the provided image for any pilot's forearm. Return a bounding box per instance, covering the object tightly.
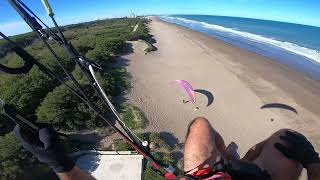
[58,166,96,180]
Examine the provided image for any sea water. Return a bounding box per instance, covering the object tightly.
[161,15,320,80]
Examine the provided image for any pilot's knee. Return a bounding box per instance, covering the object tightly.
[190,117,210,128]
[187,117,211,136]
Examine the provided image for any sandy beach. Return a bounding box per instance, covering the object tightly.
[121,17,320,159]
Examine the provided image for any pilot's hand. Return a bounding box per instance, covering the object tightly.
[274,130,320,168]
[14,124,75,173]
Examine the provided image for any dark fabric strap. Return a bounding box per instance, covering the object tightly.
[0,45,34,74]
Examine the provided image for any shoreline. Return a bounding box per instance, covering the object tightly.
[121,17,320,157]
[157,17,320,118]
[160,16,320,81]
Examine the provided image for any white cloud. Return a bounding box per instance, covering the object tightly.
[0,21,32,36]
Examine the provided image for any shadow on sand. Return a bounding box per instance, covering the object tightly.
[160,131,179,147]
[261,103,298,114]
[171,151,184,162]
[194,89,215,107]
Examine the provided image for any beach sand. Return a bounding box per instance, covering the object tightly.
[120,17,320,177]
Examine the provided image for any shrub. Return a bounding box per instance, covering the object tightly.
[111,139,134,151]
[120,104,147,129]
[143,152,175,180]
[36,84,104,131]
[149,132,173,151]
[1,68,58,116]
[143,163,166,180]
[0,133,36,179]
[95,36,126,54]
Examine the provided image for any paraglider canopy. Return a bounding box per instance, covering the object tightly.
[172,80,196,103]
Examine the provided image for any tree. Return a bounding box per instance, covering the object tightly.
[0,17,152,179]
[95,35,126,55]
[28,44,76,74]
[0,133,35,180]
[0,115,15,136]
[0,32,37,58]
[36,84,104,131]
[72,34,96,54]
[2,68,58,116]
[85,49,114,68]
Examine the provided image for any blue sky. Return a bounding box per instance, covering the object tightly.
[1,0,319,36]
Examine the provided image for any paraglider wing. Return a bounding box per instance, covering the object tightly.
[173,80,196,103]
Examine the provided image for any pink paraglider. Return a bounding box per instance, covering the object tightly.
[172,80,196,103]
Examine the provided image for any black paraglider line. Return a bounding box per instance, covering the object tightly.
[1,1,195,179]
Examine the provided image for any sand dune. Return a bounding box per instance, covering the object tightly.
[121,17,320,162]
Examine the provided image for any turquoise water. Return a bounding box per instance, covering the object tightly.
[161,15,320,80]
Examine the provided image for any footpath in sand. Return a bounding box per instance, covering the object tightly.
[121,18,320,159]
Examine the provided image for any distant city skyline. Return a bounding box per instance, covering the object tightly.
[1,0,319,36]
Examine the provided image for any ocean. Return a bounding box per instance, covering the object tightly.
[160,15,320,80]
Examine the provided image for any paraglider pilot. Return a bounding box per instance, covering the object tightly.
[14,118,320,180]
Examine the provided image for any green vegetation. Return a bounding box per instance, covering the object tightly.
[36,84,103,131]
[141,133,176,180]
[0,32,37,58]
[107,132,176,180]
[149,132,173,151]
[2,68,58,116]
[143,152,175,180]
[0,133,36,180]
[128,19,150,41]
[120,103,148,129]
[143,40,158,53]
[0,17,152,179]
[111,139,135,151]
[109,132,173,151]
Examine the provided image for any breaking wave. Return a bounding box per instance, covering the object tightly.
[161,16,320,65]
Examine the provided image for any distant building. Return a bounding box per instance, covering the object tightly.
[128,13,137,18]
[75,151,144,180]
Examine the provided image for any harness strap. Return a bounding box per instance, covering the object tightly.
[203,172,232,180]
[0,32,34,74]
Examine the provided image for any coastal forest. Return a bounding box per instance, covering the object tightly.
[0,18,171,180]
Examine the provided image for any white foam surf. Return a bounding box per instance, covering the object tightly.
[161,16,320,64]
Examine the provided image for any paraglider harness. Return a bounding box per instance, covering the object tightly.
[0,1,271,180]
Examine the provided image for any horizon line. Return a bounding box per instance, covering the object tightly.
[1,14,319,37]
[160,14,320,28]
